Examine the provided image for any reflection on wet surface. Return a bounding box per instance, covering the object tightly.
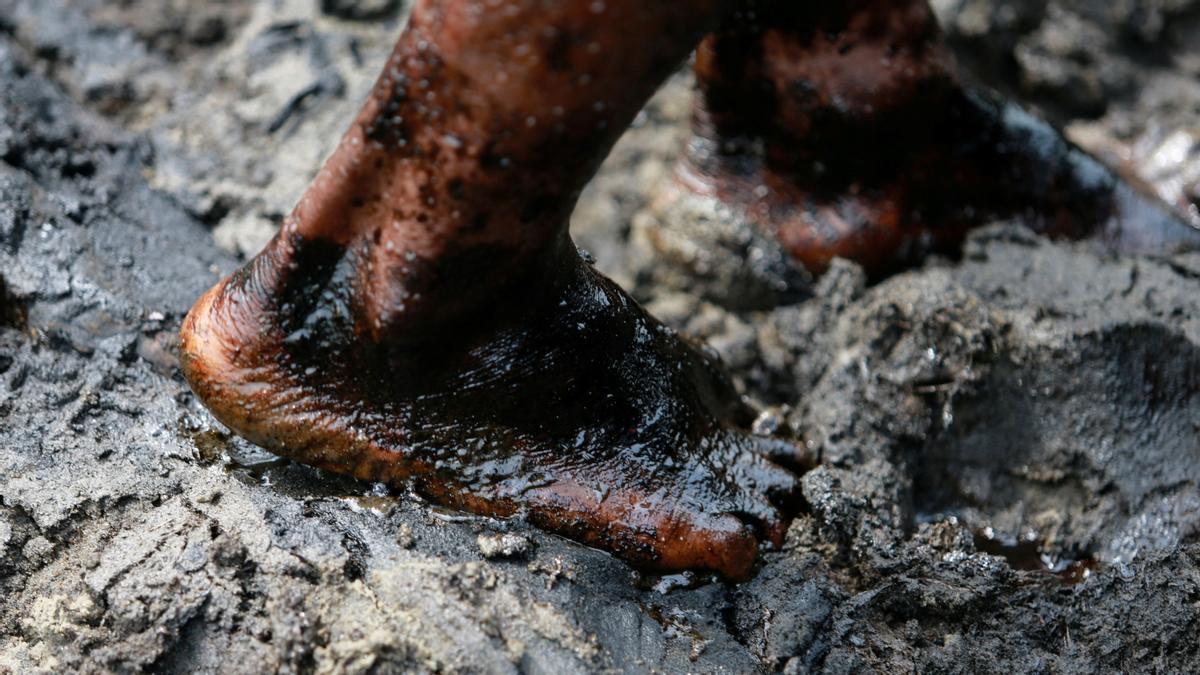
[973,527,1099,585]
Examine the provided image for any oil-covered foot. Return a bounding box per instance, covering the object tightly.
[182,241,800,578]
[180,0,802,579]
[642,0,1200,304]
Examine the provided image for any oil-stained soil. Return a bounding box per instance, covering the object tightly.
[2,0,1200,672]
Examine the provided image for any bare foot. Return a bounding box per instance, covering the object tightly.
[180,0,803,579]
[647,0,1200,298]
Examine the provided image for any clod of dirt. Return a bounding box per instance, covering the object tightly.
[477,533,534,560]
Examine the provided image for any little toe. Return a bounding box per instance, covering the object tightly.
[725,493,787,548]
[751,435,818,473]
[726,445,800,505]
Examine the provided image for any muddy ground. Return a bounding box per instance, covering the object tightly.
[1,0,1199,672]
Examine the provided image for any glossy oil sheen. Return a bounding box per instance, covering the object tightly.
[181,0,802,582]
[684,0,1200,277]
[184,238,801,579]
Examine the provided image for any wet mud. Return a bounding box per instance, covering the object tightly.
[3,0,1200,672]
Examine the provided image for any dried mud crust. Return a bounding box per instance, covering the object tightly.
[1,1,1200,673]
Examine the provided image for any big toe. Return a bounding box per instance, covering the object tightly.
[519,481,769,580]
[651,508,763,581]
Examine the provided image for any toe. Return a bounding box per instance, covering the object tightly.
[518,479,765,580]
[651,509,761,581]
[719,441,804,547]
[727,445,800,506]
[725,495,786,549]
[752,435,817,472]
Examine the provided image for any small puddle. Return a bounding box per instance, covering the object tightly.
[973,528,1099,585]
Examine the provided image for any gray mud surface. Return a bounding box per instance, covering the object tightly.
[2,1,1200,672]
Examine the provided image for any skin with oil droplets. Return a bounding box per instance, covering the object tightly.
[181,0,1194,580]
[670,0,1200,278]
[181,0,810,581]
